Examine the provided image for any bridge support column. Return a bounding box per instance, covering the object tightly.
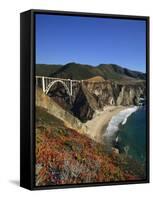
[42,76,45,93]
[70,80,72,96]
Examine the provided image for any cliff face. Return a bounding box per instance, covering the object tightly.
[46,80,145,122]
[70,86,95,122]
[83,81,145,107]
[116,84,145,106]
[36,88,87,134]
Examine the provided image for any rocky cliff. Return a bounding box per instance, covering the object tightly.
[83,80,145,107]
[43,79,145,122]
[36,88,87,134]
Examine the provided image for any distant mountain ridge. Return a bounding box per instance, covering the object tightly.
[36,64,62,77]
[36,62,146,83]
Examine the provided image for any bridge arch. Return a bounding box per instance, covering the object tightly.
[45,80,72,96]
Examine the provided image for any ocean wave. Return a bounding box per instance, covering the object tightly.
[104,106,138,137]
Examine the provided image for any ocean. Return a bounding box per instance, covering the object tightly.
[117,107,146,163]
[104,106,146,164]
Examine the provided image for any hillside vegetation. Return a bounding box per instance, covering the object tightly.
[36,106,144,186]
[36,64,62,77]
[36,62,145,84]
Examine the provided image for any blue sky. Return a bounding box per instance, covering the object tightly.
[36,14,146,72]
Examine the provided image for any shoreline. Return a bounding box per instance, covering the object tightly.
[85,105,129,143]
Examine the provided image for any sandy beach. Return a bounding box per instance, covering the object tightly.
[85,105,127,143]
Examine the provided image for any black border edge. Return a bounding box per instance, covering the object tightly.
[20,11,32,189]
[20,9,35,190]
[20,9,150,190]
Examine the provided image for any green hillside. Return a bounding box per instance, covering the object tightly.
[50,62,102,80]
[36,64,62,77]
[36,62,145,83]
[97,64,145,81]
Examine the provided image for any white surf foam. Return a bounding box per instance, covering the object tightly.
[104,106,138,137]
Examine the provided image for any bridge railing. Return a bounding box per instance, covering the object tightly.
[36,76,80,82]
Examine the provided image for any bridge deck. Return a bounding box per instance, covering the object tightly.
[36,76,81,82]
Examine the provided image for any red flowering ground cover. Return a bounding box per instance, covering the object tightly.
[35,107,143,186]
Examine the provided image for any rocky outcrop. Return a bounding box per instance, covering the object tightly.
[83,81,145,107]
[46,82,96,122]
[71,85,96,122]
[40,79,145,122]
[116,84,145,106]
[36,88,87,134]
